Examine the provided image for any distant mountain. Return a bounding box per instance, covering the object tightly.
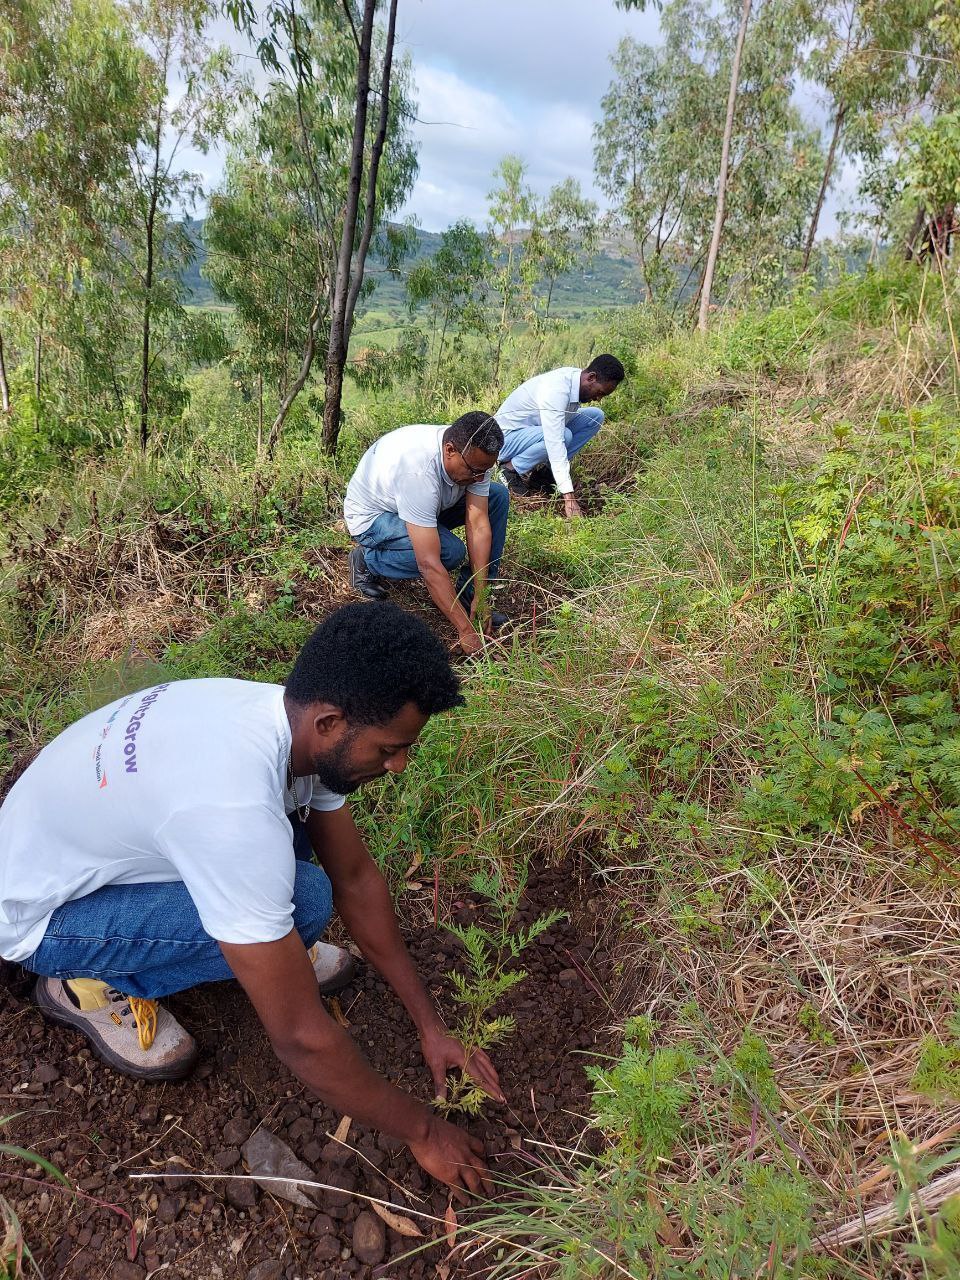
[179,218,648,315]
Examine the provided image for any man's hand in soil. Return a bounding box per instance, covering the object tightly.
[563,493,584,519]
[457,626,484,655]
[408,1116,493,1203]
[420,1025,504,1104]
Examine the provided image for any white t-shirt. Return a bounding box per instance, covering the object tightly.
[0,679,345,963]
[343,423,492,536]
[496,367,583,494]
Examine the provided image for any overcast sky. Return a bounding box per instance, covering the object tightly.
[190,0,853,238]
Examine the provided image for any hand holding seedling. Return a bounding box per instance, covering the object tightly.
[420,1024,505,1104]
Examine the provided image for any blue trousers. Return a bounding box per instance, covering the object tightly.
[21,818,332,999]
[499,406,604,477]
[356,482,509,605]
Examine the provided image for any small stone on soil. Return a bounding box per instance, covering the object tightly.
[222,1115,252,1146]
[351,1210,386,1265]
[245,1262,282,1280]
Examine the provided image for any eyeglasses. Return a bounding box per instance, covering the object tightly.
[455,449,489,479]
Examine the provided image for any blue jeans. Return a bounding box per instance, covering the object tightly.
[499,406,604,476]
[356,482,509,606]
[21,818,332,999]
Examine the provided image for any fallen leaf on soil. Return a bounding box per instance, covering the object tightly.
[332,1115,352,1144]
[444,1202,458,1248]
[241,1127,318,1207]
[405,881,423,891]
[370,1201,423,1237]
[435,1265,450,1280]
[403,853,423,879]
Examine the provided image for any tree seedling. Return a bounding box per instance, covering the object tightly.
[437,866,566,1115]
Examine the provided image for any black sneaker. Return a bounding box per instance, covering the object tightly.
[349,546,387,600]
[501,463,530,496]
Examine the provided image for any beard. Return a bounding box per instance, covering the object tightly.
[310,729,378,795]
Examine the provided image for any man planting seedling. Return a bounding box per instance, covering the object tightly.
[497,355,625,517]
[344,411,509,653]
[0,603,501,1200]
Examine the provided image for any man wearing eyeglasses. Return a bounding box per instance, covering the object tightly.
[344,412,508,655]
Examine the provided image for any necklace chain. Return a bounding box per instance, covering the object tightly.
[287,748,310,823]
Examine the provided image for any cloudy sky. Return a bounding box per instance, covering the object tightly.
[193,0,851,237]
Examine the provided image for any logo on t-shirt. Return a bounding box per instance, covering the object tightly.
[122,685,170,775]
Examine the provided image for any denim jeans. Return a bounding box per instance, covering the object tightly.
[355,482,509,606]
[499,406,604,476]
[21,817,332,999]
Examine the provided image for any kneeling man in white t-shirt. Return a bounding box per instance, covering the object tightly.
[0,602,498,1199]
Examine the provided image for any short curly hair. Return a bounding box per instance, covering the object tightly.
[286,602,464,724]
[443,411,503,457]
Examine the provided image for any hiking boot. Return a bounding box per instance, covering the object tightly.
[500,463,530,496]
[349,546,387,601]
[308,941,357,996]
[35,977,198,1081]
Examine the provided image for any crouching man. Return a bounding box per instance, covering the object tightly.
[497,354,625,517]
[0,603,498,1199]
[344,412,509,655]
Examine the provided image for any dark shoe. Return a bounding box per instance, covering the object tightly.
[525,464,555,494]
[349,546,386,600]
[490,610,512,632]
[501,463,530,496]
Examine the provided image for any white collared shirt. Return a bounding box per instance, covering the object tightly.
[496,366,582,493]
[344,424,492,535]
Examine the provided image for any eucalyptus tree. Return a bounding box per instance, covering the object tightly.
[221,0,416,455]
[211,0,416,456]
[527,178,600,321]
[487,155,539,387]
[0,0,146,413]
[123,0,238,448]
[594,28,719,303]
[802,0,949,270]
[406,221,492,389]
[596,0,823,317]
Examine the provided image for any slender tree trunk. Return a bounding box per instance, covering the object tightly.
[266,293,323,460]
[34,318,42,400]
[802,103,846,273]
[321,0,376,454]
[140,47,166,452]
[698,0,752,333]
[257,369,264,457]
[0,328,10,413]
[905,206,927,261]
[140,203,156,450]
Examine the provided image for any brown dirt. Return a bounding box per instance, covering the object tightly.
[0,865,617,1280]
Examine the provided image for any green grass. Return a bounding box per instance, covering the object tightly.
[3,264,960,1276]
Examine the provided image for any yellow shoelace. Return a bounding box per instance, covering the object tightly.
[128,997,158,1051]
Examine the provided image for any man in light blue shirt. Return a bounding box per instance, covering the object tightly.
[497,354,625,518]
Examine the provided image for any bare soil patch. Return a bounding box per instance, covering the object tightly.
[1,865,616,1280]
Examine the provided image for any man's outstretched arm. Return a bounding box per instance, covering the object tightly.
[462,493,493,628]
[221,929,492,1200]
[405,521,482,654]
[307,805,503,1104]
